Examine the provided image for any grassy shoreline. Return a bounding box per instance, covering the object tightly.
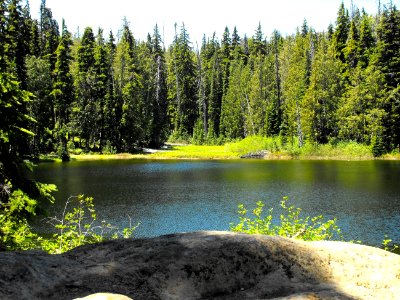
[41,137,400,162]
[63,146,400,161]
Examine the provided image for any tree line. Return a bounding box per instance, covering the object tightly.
[2,0,400,162]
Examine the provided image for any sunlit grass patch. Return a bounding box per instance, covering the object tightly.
[299,141,373,160]
[70,153,143,161]
[147,144,238,159]
[224,136,282,155]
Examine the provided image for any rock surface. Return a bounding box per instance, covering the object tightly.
[0,231,399,300]
[240,150,269,159]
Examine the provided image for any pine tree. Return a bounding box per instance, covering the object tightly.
[94,28,109,151]
[51,20,73,161]
[252,22,265,55]
[39,0,59,70]
[26,55,54,154]
[231,26,240,49]
[113,21,145,151]
[358,10,375,68]
[221,26,231,94]
[344,20,359,71]
[5,0,30,87]
[280,30,311,146]
[167,23,198,138]
[376,4,400,150]
[219,53,245,139]
[29,20,41,57]
[302,35,343,144]
[332,2,350,64]
[102,30,119,150]
[148,24,168,147]
[0,0,7,72]
[73,26,97,150]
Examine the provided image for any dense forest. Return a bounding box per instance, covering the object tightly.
[2,0,400,162]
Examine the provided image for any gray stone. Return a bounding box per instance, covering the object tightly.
[0,231,399,300]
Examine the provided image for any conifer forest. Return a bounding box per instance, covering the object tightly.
[2,0,400,164]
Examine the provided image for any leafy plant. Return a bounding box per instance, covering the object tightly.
[230,197,342,241]
[382,235,399,254]
[0,182,55,251]
[41,195,138,254]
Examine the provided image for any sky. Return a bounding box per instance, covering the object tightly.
[28,0,398,47]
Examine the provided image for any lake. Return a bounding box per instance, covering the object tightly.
[31,159,400,246]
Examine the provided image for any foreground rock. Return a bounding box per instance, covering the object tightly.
[0,231,399,300]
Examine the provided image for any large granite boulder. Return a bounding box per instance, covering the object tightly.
[0,231,399,299]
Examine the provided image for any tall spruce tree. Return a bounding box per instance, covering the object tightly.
[73,26,98,150]
[51,20,73,161]
[167,23,198,138]
[148,24,169,147]
[332,2,350,64]
[302,34,343,144]
[376,3,400,150]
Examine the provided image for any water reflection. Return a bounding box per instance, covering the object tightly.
[32,160,400,246]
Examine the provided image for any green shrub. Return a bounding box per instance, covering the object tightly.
[0,181,56,251]
[382,235,400,254]
[230,197,342,241]
[41,195,138,254]
[225,135,282,155]
[102,141,117,154]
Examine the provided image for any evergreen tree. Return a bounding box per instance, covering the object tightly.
[376,3,400,150]
[39,0,59,70]
[167,23,198,138]
[73,26,98,150]
[231,26,240,49]
[5,0,30,87]
[51,20,73,161]
[148,24,169,147]
[29,20,41,57]
[280,31,311,146]
[113,21,145,151]
[252,22,265,55]
[0,0,6,64]
[332,2,350,64]
[94,28,109,151]
[103,30,119,150]
[26,55,54,154]
[302,35,343,144]
[219,52,245,139]
[221,26,231,94]
[358,10,375,68]
[343,19,359,71]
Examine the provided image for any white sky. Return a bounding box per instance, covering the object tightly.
[28,0,397,47]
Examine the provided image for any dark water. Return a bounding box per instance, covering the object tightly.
[31,159,400,246]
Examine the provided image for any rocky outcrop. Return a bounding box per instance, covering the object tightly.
[0,231,399,300]
[240,150,269,159]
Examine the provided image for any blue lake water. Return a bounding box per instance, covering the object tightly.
[32,159,400,246]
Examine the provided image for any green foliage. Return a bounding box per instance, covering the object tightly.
[224,135,281,155]
[230,197,342,241]
[0,181,56,251]
[41,195,138,254]
[382,235,399,254]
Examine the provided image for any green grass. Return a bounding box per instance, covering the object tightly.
[147,145,238,159]
[224,136,282,155]
[70,153,143,161]
[51,136,399,161]
[299,141,373,160]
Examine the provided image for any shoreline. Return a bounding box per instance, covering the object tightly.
[47,149,400,162]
